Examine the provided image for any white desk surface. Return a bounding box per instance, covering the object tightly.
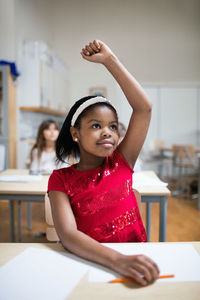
[0,242,199,300]
[0,169,49,195]
[0,169,170,197]
[133,171,170,196]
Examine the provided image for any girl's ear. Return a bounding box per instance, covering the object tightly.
[70,126,79,142]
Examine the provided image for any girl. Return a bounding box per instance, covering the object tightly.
[30,119,65,174]
[48,40,159,286]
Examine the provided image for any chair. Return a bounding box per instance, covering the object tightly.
[147,140,171,178]
[44,189,142,242]
[172,145,197,196]
[45,193,60,242]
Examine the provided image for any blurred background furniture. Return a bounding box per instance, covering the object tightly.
[0,144,6,171]
[172,145,198,197]
[0,65,17,169]
[144,140,172,179]
[192,153,200,210]
[0,169,49,242]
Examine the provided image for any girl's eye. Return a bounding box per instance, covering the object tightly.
[110,124,118,131]
[92,124,101,129]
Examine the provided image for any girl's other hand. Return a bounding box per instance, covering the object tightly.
[81,40,115,64]
[113,253,160,286]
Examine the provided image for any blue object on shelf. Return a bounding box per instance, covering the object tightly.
[0,60,20,79]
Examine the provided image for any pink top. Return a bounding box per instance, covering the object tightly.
[48,149,147,243]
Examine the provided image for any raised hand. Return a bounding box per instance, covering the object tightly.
[80,40,115,64]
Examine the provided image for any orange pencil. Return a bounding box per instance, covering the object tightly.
[109,274,174,283]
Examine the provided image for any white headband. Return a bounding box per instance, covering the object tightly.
[71,96,113,126]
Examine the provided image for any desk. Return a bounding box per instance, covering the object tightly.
[0,170,170,243]
[0,169,49,242]
[0,242,199,300]
[133,171,170,242]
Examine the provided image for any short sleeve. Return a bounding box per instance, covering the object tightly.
[114,148,134,174]
[47,169,66,194]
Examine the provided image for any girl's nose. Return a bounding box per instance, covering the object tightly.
[101,128,111,137]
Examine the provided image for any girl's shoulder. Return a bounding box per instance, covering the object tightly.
[51,165,75,178]
[48,165,75,194]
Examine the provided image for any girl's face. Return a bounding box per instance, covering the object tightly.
[76,105,119,158]
[43,123,59,142]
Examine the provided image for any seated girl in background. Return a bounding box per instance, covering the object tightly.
[48,40,159,285]
[30,119,70,174]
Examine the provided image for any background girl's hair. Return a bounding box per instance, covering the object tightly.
[30,119,59,162]
[56,95,118,162]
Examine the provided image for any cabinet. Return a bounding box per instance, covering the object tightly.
[0,65,17,169]
[18,41,70,116]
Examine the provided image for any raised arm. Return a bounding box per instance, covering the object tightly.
[49,190,159,285]
[81,40,152,168]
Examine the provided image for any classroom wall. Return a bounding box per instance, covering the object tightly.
[12,0,200,101]
[0,0,200,168]
[50,0,200,102]
[2,0,199,101]
[15,0,54,50]
[13,0,200,112]
[0,0,16,60]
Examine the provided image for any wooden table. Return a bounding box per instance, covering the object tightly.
[0,169,170,242]
[0,242,199,300]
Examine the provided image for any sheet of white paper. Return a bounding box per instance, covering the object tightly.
[0,247,88,300]
[0,175,43,182]
[88,243,200,282]
[1,244,200,299]
[133,172,168,187]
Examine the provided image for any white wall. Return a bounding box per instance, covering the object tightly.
[51,0,200,104]
[7,0,199,105]
[1,0,200,86]
[1,0,200,167]
[0,0,16,60]
[15,0,54,46]
[116,85,200,148]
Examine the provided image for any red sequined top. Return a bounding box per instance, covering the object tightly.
[48,149,147,243]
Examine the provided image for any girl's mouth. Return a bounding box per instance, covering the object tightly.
[96,140,114,148]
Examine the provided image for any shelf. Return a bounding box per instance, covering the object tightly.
[20,106,66,117]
